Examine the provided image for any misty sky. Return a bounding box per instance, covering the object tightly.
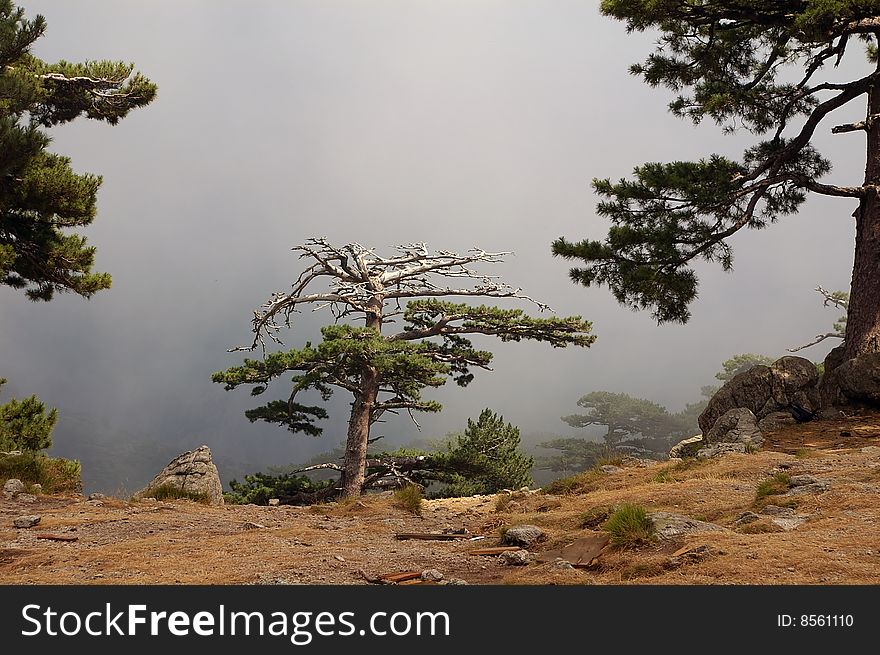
[0,1,868,493]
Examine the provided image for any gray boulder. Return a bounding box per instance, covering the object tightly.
[136,445,224,506]
[599,465,623,474]
[3,478,24,499]
[502,524,546,547]
[836,353,880,405]
[699,356,819,434]
[705,408,763,446]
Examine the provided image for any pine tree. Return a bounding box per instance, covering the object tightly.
[214,238,594,498]
[433,409,533,496]
[0,0,156,300]
[553,1,880,362]
[0,377,56,451]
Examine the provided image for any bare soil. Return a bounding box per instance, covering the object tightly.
[2,411,880,585]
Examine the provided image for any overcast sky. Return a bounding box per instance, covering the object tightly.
[0,1,868,493]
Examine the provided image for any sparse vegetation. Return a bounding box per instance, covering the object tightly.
[795,448,817,459]
[0,452,81,494]
[141,483,211,504]
[392,484,423,516]
[604,503,654,548]
[652,457,709,483]
[738,520,784,534]
[541,468,603,495]
[578,506,611,529]
[755,473,792,502]
[494,493,513,512]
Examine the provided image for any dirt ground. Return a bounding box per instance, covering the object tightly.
[2,411,880,585]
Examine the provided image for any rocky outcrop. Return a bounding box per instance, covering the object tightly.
[699,356,819,434]
[136,445,224,506]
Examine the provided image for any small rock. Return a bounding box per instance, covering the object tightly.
[502,524,546,547]
[268,498,280,506]
[518,486,531,493]
[420,569,444,582]
[668,545,714,566]
[600,465,623,474]
[789,475,819,486]
[87,493,107,501]
[649,512,727,539]
[552,558,575,570]
[787,566,796,572]
[13,515,41,528]
[31,484,42,494]
[445,578,469,585]
[498,550,530,566]
[785,481,829,496]
[771,515,808,531]
[242,521,265,530]
[17,493,36,504]
[733,511,760,527]
[3,478,24,499]
[334,555,346,562]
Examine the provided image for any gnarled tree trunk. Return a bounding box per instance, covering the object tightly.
[845,58,880,361]
[340,299,383,498]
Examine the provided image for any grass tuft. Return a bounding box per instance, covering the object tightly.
[392,484,423,516]
[141,483,211,504]
[603,503,654,549]
[755,473,792,502]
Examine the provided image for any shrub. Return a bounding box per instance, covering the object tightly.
[0,379,58,452]
[393,484,423,516]
[224,472,335,505]
[0,452,81,494]
[604,503,654,548]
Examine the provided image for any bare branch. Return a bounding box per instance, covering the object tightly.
[291,462,344,474]
[815,285,849,309]
[787,332,845,352]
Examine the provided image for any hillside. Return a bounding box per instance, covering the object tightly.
[2,411,880,585]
